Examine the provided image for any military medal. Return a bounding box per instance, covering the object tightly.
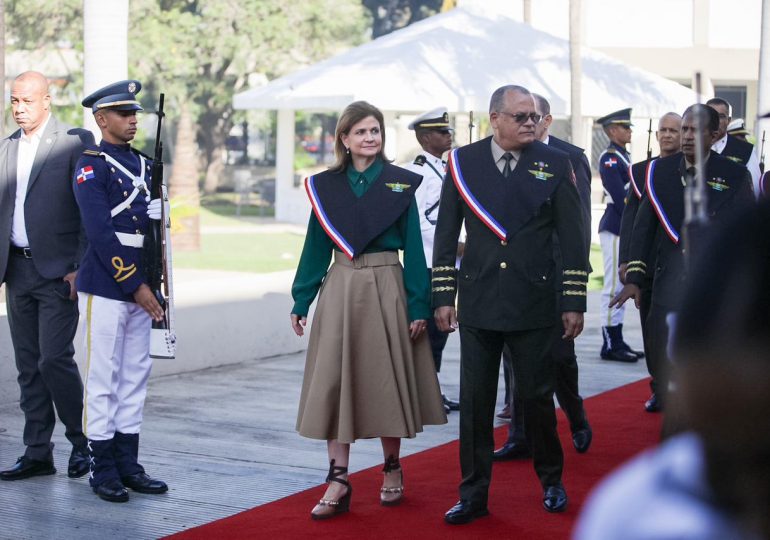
[527,161,553,181]
[384,182,411,193]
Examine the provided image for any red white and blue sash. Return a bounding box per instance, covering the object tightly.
[645,159,680,244]
[305,175,355,259]
[447,149,507,241]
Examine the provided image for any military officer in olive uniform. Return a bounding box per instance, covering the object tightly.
[73,80,168,503]
[612,104,755,414]
[435,85,588,524]
[596,108,643,362]
[403,107,459,413]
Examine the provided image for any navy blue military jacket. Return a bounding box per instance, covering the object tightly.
[721,134,753,166]
[598,142,632,235]
[73,141,152,302]
[432,137,588,332]
[625,151,754,309]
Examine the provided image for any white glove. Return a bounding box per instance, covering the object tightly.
[147,198,162,220]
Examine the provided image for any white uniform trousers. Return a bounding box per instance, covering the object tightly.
[599,231,624,327]
[78,293,152,441]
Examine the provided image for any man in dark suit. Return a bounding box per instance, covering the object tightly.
[617,112,681,413]
[706,97,760,196]
[434,85,588,524]
[611,104,755,414]
[0,71,94,481]
[495,93,592,461]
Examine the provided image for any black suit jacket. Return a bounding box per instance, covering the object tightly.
[626,151,754,309]
[432,137,588,332]
[0,116,94,282]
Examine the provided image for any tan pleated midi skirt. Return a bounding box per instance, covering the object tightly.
[296,251,447,443]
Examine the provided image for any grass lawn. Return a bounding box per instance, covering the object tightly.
[172,204,304,273]
[588,243,604,291]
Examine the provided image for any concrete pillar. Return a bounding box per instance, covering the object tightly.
[275,108,296,222]
[83,0,128,138]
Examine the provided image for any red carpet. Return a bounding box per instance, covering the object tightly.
[168,378,661,540]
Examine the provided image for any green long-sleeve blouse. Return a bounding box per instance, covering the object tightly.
[291,159,431,321]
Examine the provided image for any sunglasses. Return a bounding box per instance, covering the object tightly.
[498,111,542,124]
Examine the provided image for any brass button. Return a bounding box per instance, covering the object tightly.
[111,167,116,173]
[500,262,507,269]
[501,240,507,246]
[123,191,128,197]
[127,204,131,210]
[135,229,142,234]
[132,216,138,222]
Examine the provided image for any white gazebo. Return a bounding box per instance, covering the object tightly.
[234,5,697,223]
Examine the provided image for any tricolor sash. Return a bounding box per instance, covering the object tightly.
[305,164,421,259]
[447,148,507,241]
[645,158,681,244]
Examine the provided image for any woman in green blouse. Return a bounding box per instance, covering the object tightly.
[290,101,446,520]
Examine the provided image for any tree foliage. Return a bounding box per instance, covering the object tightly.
[129,0,370,193]
[362,0,443,38]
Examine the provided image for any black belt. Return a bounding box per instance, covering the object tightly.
[10,246,32,258]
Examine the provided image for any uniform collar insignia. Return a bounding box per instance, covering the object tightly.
[385,182,411,193]
[528,161,553,181]
[707,177,730,191]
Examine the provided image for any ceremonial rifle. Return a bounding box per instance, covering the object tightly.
[468,111,475,144]
[682,73,708,271]
[760,130,766,174]
[646,118,653,161]
[146,93,177,359]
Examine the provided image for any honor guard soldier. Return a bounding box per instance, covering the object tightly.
[611,104,755,414]
[403,107,460,413]
[436,85,588,523]
[596,108,643,362]
[706,98,761,197]
[73,80,168,503]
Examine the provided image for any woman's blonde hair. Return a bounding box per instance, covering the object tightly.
[330,101,389,173]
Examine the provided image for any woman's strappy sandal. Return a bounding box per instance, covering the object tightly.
[380,455,404,506]
[311,459,352,520]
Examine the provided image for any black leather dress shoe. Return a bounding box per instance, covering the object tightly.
[444,500,489,525]
[121,472,168,494]
[0,456,56,481]
[442,394,460,411]
[94,479,129,502]
[621,343,645,359]
[572,426,593,454]
[645,393,663,413]
[68,446,90,478]
[492,441,531,461]
[600,348,638,362]
[543,484,568,513]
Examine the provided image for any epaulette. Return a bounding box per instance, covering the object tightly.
[604,147,617,154]
[83,149,101,156]
[413,154,427,166]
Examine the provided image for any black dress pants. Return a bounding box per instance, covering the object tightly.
[4,254,86,460]
[458,324,562,506]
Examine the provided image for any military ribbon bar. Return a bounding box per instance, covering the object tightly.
[447,149,507,241]
[305,175,355,260]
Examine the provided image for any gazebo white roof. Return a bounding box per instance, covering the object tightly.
[233,5,696,116]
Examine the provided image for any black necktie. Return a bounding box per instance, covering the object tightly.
[685,166,696,186]
[502,152,513,178]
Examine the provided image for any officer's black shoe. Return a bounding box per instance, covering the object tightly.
[572,426,593,454]
[121,472,168,494]
[620,343,645,359]
[543,484,568,513]
[94,479,129,503]
[68,446,90,478]
[600,348,638,362]
[442,394,460,411]
[0,456,56,481]
[444,500,489,525]
[492,441,531,461]
[645,393,663,413]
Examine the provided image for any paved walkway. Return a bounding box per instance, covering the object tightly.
[0,291,649,539]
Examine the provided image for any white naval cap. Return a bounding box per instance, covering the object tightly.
[408,107,453,131]
[727,118,749,136]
